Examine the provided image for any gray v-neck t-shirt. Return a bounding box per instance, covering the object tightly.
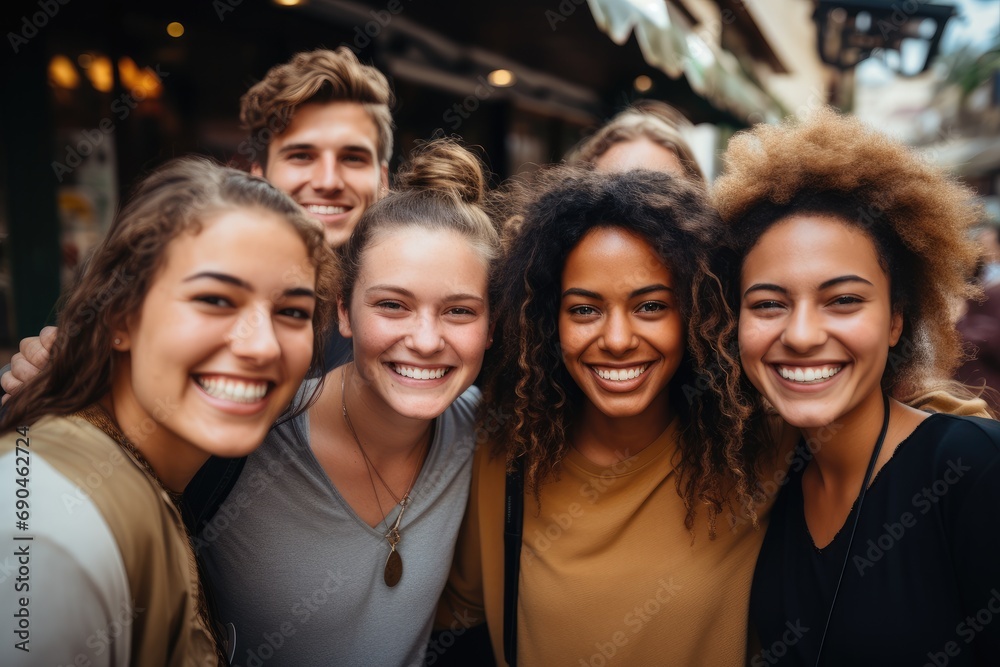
[197,383,480,666]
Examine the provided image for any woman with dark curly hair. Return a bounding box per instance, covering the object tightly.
[437,166,781,665]
[716,108,1000,665]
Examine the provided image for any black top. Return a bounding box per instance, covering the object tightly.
[750,414,1000,666]
[323,327,352,373]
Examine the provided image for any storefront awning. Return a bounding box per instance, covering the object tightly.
[586,0,785,122]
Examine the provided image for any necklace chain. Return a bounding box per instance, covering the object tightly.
[340,366,430,557]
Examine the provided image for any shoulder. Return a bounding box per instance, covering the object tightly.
[907,414,1000,508]
[918,414,1000,460]
[448,384,482,418]
[437,385,482,438]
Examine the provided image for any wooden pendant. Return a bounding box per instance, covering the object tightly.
[384,548,403,587]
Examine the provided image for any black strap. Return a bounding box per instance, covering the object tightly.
[503,457,524,667]
[814,392,891,666]
[181,455,247,537]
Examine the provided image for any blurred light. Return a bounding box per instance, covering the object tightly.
[686,34,715,67]
[119,57,139,89]
[119,57,163,99]
[273,0,304,6]
[49,55,80,89]
[900,38,930,77]
[487,69,515,87]
[87,55,113,92]
[167,22,185,38]
[855,11,871,33]
[830,8,847,23]
[917,18,938,40]
[77,53,94,68]
[633,75,653,92]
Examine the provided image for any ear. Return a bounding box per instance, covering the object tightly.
[486,320,497,349]
[379,163,389,197]
[888,309,904,347]
[111,327,132,352]
[337,297,354,340]
[250,163,264,178]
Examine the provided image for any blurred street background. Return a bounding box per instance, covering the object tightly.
[1,0,998,365]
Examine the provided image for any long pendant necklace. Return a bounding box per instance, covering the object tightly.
[341,367,431,587]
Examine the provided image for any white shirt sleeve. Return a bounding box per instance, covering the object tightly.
[0,451,131,667]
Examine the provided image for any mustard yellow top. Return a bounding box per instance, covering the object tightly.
[438,419,776,666]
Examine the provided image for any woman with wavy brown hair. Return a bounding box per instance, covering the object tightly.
[196,139,502,665]
[438,166,782,665]
[0,157,336,666]
[717,108,1000,665]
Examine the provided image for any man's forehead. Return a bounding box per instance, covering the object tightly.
[274,100,380,150]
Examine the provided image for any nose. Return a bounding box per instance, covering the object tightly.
[780,304,826,352]
[406,313,446,356]
[311,154,345,193]
[598,309,639,355]
[229,306,282,365]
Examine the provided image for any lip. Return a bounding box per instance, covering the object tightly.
[300,202,354,226]
[586,361,655,393]
[192,374,275,416]
[385,362,454,387]
[769,363,847,392]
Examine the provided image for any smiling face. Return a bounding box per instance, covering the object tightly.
[259,101,387,248]
[558,226,685,422]
[738,214,902,430]
[111,207,317,484]
[338,226,491,421]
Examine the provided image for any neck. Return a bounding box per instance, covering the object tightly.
[104,373,208,493]
[339,365,433,465]
[801,390,888,488]
[572,391,673,466]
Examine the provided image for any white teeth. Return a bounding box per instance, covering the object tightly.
[196,376,269,403]
[595,365,648,381]
[778,366,842,384]
[392,365,448,380]
[306,205,347,215]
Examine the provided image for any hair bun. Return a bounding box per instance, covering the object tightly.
[395,137,486,206]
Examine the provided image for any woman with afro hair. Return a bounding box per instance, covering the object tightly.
[716,107,1000,665]
[437,165,787,665]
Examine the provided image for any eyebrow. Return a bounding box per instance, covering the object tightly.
[742,274,874,299]
[184,272,316,299]
[562,284,672,300]
[366,285,485,304]
[276,143,374,157]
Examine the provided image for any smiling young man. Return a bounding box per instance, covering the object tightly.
[1,48,393,397]
[240,48,392,249]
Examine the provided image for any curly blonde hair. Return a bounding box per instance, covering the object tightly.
[715,107,983,400]
[240,47,394,168]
